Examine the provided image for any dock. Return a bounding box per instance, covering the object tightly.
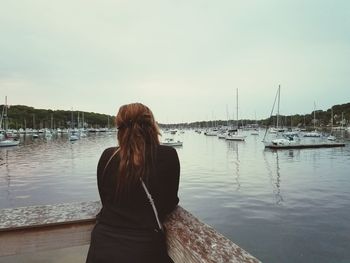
[0,201,261,263]
[265,142,346,149]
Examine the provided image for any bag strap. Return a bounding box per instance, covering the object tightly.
[103,148,163,232]
[140,178,163,232]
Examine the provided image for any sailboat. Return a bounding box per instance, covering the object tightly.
[225,89,247,141]
[327,107,336,141]
[0,96,20,147]
[263,85,300,147]
[69,109,79,141]
[251,111,259,135]
[303,102,321,137]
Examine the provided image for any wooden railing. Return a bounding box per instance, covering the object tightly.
[0,201,261,263]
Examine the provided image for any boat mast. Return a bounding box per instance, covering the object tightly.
[236,88,238,129]
[313,102,316,130]
[277,85,280,129]
[4,96,8,131]
[331,107,333,132]
[0,97,5,130]
[71,108,74,130]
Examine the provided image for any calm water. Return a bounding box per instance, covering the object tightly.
[1,131,350,263]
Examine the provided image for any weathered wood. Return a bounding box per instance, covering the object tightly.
[0,222,93,256]
[0,202,261,263]
[165,207,260,263]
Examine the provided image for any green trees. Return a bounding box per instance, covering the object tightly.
[1,102,349,130]
[0,105,115,129]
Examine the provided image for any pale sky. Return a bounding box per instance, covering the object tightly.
[0,0,349,123]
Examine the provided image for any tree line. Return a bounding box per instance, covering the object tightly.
[0,105,115,129]
[1,102,349,130]
[159,102,350,129]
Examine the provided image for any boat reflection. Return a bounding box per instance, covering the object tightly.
[227,141,241,191]
[263,150,283,205]
[0,149,12,206]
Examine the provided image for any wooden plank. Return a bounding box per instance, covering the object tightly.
[165,206,260,263]
[0,222,93,256]
[0,201,100,230]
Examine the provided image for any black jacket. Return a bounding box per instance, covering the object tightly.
[96,145,180,230]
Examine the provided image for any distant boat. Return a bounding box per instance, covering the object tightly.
[327,135,336,141]
[0,96,20,147]
[264,133,300,147]
[327,107,336,141]
[161,138,183,147]
[69,133,79,141]
[69,109,80,141]
[303,131,321,137]
[0,139,20,147]
[204,129,218,136]
[251,129,259,135]
[225,89,247,141]
[263,85,289,144]
[170,129,177,134]
[304,101,322,137]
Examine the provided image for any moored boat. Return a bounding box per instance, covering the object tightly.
[0,139,20,147]
[161,138,183,147]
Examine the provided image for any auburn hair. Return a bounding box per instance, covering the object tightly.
[115,103,160,197]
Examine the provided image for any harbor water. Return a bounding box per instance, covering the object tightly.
[1,130,350,263]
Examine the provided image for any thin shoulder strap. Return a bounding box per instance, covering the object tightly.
[140,178,163,231]
[103,149,163,231]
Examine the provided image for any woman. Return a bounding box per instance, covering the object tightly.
[86,103,180,263]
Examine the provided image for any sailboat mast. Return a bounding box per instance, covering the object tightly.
[331,107,333,130]
[313,102,316,130]
[4,96,8,131]
[277,85,280,129]
[236,88,238,128]
[78,112,80,129]
[71,108,74,129]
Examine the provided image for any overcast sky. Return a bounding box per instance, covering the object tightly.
[0,0,349,123]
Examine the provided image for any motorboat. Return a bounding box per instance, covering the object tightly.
[0,139,20,147]
[327,135,336,141]
[303,131,321,137]
[161,138,183,147]
[225,129,246,141]
[69,133,79,141]
[204,129,218,136]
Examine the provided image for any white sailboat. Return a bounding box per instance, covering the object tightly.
[263,85,299,147]
[327,107,336,141]
[69,109,80,141]
[251,111,259,135]
[225,89,247,141]
[0,96,20,147]
[303,102,321,137]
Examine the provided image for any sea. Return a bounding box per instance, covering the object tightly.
[1,130,350,263]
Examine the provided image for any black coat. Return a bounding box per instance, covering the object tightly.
[86,145,180,263]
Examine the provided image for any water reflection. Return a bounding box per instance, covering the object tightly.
[0,149,12,207]
[263,150,283,205]
[226,141,241,191]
